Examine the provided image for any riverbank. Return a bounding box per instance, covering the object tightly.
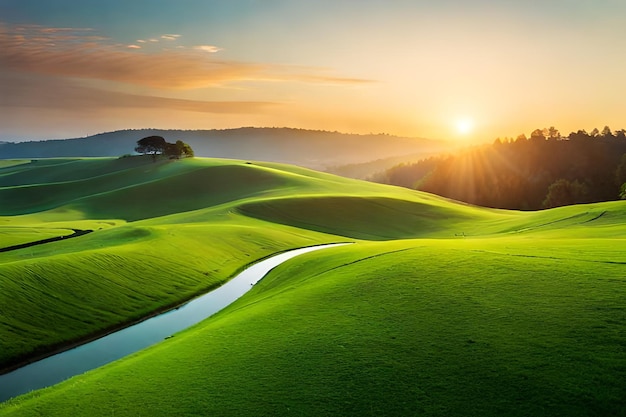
[0,243,349,402]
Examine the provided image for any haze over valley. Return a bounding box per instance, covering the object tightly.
[0,128,447,171]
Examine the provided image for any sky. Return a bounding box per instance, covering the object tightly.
[1,0,625,142]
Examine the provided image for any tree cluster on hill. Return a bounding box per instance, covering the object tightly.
[371,127,626,210]
[135,136,194,161]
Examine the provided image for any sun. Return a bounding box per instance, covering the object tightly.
[455,117,474,135]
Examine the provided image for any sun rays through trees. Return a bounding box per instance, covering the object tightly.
[373,127,626,210]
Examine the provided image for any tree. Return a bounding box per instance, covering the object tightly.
[542,179,589,208]
[601,125,614,138]
[164,140,194,159]
[547,126,560,140]
[620,183,626,200]
[375,126,626,210]
[178,140,194,158]
[135,136,167,161]
[164,142,180,159]
[529,128,546,143]
[568,129,589,141]
[616,154,626,187]
[135,136,194,161]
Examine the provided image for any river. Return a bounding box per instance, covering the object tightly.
[0,243,348,403]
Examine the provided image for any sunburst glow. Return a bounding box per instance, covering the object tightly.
[455,117,474,135]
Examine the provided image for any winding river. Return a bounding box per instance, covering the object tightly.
[0,243,347,403]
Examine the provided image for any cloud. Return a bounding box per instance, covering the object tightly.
[37,27,94,34]
[194,45,223,53]
[276,72,376,85]
[0,72,279,114]
[0,22,374,90]
[161,34,181,40]
[0,24,260,89]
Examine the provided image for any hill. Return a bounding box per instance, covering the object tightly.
[372,129,626,210]
[0,157,624,416]
[0,128,448,171]
[325,151,437,179]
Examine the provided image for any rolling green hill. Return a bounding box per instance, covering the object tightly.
[0,156,624,416]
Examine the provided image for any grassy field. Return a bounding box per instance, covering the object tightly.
[0,227,75,248]
[0,156,624,416]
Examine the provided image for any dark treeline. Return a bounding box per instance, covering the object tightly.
[371,127,626,210]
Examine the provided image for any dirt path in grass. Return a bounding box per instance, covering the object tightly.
[0,229,93,253]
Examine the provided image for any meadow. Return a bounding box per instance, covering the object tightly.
[0,156,624,416]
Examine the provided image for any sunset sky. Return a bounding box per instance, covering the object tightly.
[1,0,625,142]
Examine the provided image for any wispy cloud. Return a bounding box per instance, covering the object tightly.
[0,23,258,89]
[37,26,94,34]
[0,22,374,90]
[0,72,279,114]
[161,34,181,40]
[195,45,223,53]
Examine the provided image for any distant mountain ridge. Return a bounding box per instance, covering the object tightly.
[0,128,448,170]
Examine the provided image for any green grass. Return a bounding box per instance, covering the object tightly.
[0,156,625,416]
[0,160,30,170]
[0,218,340,369]
[237,195,490,239]
[0,227,74,247]
[2,239,624,416]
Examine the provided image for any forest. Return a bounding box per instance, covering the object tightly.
[371,127,626,210]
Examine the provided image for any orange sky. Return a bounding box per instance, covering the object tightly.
[1,1,625,142]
